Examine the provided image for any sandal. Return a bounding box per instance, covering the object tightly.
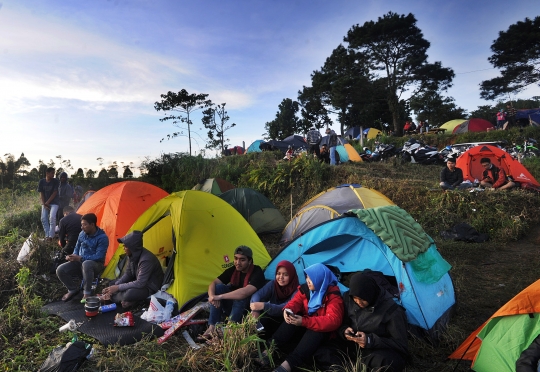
[273,366,288,372]
[195,333,213,343]
[253,352,271,367]
[62,290,79,302]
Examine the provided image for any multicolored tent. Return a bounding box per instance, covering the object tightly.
[271,207,455,341]
[453,118,494,134]
[456,145,540,187]
[280,184,394,245]
[449,279,540,371]
[76,181,169,266]
[362,127,383,139]
[440,119,467,133]
[192,178,235,195]
[103,191,271,307]
[219,188,287,234]
[246,140,264,153]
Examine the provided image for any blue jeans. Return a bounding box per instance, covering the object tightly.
[208,284,250,325]
[41,204,59,238]
[330,146,336,166]
[440,182,473,191]
[56,260,104,295]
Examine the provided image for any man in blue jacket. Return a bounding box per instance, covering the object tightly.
[56,213,109,302]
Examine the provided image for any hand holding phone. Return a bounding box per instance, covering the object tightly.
[284,308,294,317]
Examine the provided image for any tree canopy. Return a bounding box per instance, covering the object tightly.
[480,16,540,100]
[202,103,236,153]
[345,12,454,134]
[264,98,301,140]
[155,89,212,156]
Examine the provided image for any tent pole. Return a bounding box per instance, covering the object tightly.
[360,126,364,147]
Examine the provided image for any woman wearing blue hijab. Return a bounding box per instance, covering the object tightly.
[256,263,344,372]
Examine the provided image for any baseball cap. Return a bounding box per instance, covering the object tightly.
[234,245,253,259]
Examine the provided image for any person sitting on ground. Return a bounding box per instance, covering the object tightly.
[516,334,540,372]
[480,157,516,190]
[100,231,164,309]
[256,263,344,372]
[56,213,109,302]
[316,272,409,372]
[199,245,266,341]
[285,145,294,160]
[319,144,330,164]
[440,157,472,190]
[57,206,82,255]
[250,260,299,339]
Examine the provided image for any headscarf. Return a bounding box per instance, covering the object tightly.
[304,263,338,315]
[274,260,299,301]
[348,273,381,306]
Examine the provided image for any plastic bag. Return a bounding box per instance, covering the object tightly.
[17,235,34,264]
[140,291,176,324]
[38,341,92,372]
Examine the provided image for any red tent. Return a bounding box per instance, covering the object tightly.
[456,145,540,187]
[453,118,494,134]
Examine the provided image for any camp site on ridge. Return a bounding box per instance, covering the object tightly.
[2,125,540,371]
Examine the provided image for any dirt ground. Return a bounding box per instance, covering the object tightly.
[408,225,540,372]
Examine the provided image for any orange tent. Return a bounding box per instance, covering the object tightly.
[456,145,540,187]
[77,181,169,265]
[449,279,540,362]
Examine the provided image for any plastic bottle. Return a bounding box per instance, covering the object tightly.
[474,178,479,187]
[163,299,175,321]
[99,303,117,313]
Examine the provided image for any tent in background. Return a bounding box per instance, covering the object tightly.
[270,208,455,341]
[440,119,467,132]
[516,108,540,126]
[219,188,287,234]
[345,126,361,139]
[192,178,235,195]
[280,184,394,245]
[260,135,307,154]
[102,191,271,307]
[456,145,540,187]
[361,128,383,139]
[76,181,169,266]
[246,140,264,153]
[343,143,362,162]
[449,279,540,371]
[453,118,494,133]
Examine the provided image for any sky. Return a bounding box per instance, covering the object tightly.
[1,0,539,176]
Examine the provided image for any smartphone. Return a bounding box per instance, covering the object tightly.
[256,321,265,332]
[284,308,294,317]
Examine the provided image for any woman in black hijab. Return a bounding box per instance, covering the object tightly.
[317,272,409,372]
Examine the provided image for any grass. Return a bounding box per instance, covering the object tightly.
[1,128,540,371]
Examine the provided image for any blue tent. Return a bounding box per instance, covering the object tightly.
[345,126,361,139]
[265,208,455,340]
[246,140,264,153]
[516,108,540,126]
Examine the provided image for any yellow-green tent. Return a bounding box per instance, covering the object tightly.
[439,119,467,133]
[103,190,271,307]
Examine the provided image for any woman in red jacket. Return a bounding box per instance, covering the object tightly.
[256,263,344,372]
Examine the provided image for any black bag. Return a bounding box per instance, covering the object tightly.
[38,341,92,372]
[440,222,489,243]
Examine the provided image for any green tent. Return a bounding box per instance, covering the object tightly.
[192,178,235,195]
[219,188,287,234]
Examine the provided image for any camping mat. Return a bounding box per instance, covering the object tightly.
[351,205,430,262]
[42,300,164,346]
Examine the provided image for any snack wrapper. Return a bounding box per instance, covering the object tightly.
[114,311,134,327]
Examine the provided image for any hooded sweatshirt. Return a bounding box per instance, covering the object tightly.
[57,172,74,208]
[115,231,164,294]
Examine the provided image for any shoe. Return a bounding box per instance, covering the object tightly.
[62,290,80,302]
[273,366,288,372]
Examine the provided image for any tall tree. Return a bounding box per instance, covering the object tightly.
[410,91,467,126]
[264,98,301,140]
[201,103,236,153]
[480,16,540,100]
[155,89,212,156]
[345,12,454,134]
